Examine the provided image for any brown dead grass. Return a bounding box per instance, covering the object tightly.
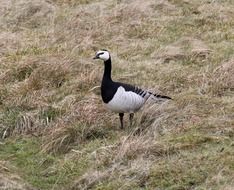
[210,59,234,96]
[1,0,55,30]
[41,94,110,154]
[197,59,234,97]
[0,160,35,190]
[154,37,211,63]
[0,0,234,189]
[0,174,35,190]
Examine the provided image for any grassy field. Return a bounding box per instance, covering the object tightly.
[0,0,234,189]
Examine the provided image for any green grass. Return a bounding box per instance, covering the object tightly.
[0,138,59,189]
[149,140,234,190]
[0,137,90,189]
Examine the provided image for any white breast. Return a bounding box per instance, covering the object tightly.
[105,86,147,113]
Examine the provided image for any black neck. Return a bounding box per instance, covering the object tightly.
[103,58,112,80]
[101,57,117,103]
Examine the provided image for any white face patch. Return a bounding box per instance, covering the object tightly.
[96,50,110,61]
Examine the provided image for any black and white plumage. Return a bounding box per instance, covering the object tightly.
[93,49,171,129]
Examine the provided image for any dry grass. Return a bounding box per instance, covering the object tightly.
[0,0,234,189]
[0,160,35,190]
[208,59,234,96]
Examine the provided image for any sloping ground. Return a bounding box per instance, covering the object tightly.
[0,0,234,189]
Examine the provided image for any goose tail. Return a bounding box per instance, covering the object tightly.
[148,92,172,100]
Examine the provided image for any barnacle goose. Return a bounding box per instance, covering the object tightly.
[93,49,171,129]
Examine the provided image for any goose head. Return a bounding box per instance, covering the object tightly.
[93,49,110,61]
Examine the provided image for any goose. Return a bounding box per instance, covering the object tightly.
[93,49,171,129]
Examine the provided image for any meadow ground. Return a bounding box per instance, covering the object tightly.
[0,0,234,189]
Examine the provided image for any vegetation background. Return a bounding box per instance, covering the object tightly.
[0,0,234,189]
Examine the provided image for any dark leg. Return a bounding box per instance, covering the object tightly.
[129,113,134,126]
[119,113,124,129]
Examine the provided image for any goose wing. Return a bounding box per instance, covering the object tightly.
[117,82,171,100]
